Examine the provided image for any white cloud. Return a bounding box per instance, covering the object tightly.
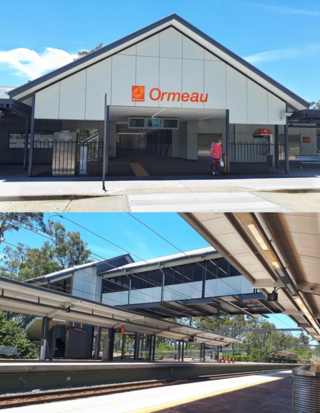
[244,45,320,64]
[254,4,320,16]
[0,47,77,80]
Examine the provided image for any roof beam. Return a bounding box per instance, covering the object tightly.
[251,279,285,289]
[296,282,320,295]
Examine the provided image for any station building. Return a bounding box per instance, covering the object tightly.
[0,14,319,178]
[23,246,278,360]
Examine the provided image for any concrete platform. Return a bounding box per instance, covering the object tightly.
[0,361,297,394]
[1,371,293,413]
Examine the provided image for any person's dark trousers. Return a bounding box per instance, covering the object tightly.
[210,158,220,173]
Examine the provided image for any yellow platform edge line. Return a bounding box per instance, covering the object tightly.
[134,376,283,413]
[130,163,150,176]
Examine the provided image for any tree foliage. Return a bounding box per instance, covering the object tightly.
[76,43,103,58]
[0,312,38,359]
[0,213,45,244]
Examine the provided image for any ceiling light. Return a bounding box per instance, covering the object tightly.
[272,262,280,269]
[247,224,269,251]
[293,296,320,335]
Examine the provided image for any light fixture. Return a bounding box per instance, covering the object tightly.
[247,224,269,251]
[293,296,320,335]
[152,108,166,118]
[66,306,71,313]
[272,262,280,269]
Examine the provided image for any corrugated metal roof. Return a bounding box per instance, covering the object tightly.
[101,247,216,277]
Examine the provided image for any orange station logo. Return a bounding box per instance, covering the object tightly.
[132,86,145,102]
[132,86,208,103]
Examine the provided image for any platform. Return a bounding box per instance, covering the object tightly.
[0,371,293,413]
[0,361,298,394]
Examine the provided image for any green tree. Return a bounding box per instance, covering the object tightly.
[0,312,38,359]
[0,213,45,244]
[76,43,103,58]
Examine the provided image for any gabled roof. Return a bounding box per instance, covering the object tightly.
[9,14,308,110]
[100,246,218,278]
[25,254,133,284]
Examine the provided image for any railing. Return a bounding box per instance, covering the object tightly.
[32,140,104,177]
[229,142,286,174]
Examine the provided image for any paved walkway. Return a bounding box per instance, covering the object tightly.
[3,371,292,413]
[1,171,320,212]
[127,192,289,212]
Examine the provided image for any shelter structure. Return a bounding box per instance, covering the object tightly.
[1,14,319,178]
[181,212,320,343]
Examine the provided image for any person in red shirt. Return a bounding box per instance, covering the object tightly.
[210,140,223,175]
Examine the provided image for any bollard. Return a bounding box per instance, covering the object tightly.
[232,357,235,363]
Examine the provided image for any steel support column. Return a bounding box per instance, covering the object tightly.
[203,343,206,363]
[152,335,156,361]
[181,341,184,362]
[284,111,289,174]
[108,328,115,361]
[28,94,35,177]
[225,109,230,173]
[134,332,140,360]
[178,341,181,362]
[122,333,126,359]
[102,94,109,191]
[96,326,102,359]
[23,116,29,171]
[274,125,279,170]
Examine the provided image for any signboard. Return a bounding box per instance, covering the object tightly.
[302,136,310,143]
[146,118,162,128]
[132,86,145,102]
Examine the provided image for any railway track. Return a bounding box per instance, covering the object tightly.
[0,369,288,409]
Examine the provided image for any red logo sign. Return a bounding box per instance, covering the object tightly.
[132,86,145,102]
[302,136,310,143]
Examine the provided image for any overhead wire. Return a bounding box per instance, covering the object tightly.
[0,215,211,311]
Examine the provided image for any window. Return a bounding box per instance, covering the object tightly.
[164,268,174,286]
[207,260,217,280]
[184,264,193,282]
[230,264,241,276]
[218,258,229,278]
[193,264,203,282]
[154,270,163,286]
[173,266,183,284]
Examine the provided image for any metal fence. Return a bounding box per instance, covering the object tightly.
[229,142,286,174]
[32,140,104,177]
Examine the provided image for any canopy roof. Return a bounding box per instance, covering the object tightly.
[8,14,308,111]
[0,277,238,346]
[181,212,320,343]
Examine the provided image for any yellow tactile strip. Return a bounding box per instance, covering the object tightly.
[130,163,150,176]
[134,376,282,413]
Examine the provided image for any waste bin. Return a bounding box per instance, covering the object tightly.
[292,365,320,412]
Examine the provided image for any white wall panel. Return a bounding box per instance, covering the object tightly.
[267,92,286,124]
[204,61,226,109]
[35,83,60,119]
[205,50,220,61]
[111,55,136,106]
[182,59,204,109]
[129,287,161,304]
[86,59,111,120]
[247,79,268,124]
[118,45,137,55]
[137,34,160,57]
[160,28,182,58]
[226,66,247,123]
[163,281,202,301]
[59,71,86,120]
[159,58,182,108]
[187,133,198,160]
[136,56,159,108]
[182,36,204,60]
[102,291,128,306]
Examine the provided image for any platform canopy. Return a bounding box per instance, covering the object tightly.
[181,212,320,343]
[0,277,238,346]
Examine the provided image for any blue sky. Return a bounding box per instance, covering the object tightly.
[0,212,313,342]
[0,0,320,103]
